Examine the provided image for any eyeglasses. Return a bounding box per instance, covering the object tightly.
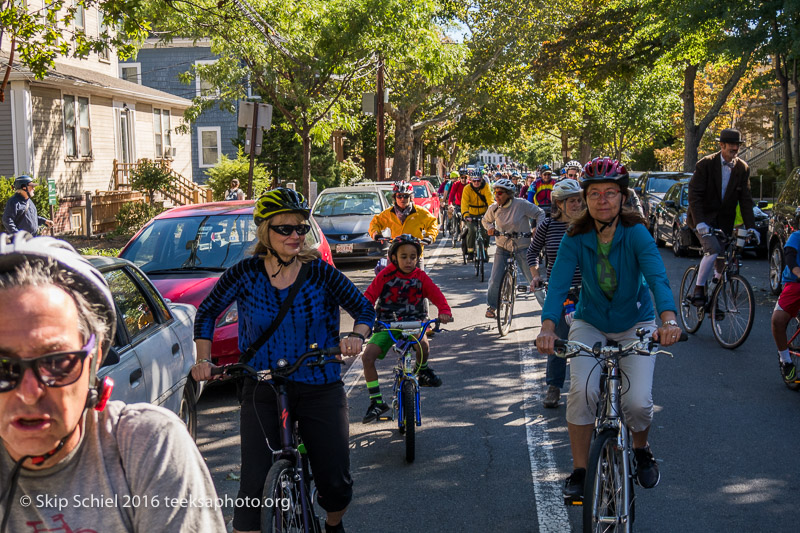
[269,224,311,236]
[0,335,95,393]
[395,194,411,199]
[586,189,621,202]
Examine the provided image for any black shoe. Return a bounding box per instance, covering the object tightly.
[543,385,560,408]
[634,445,660,489]
[690,287,706,307]
[417,367,442,387]
[362,400,389,423]
[780,360,796,382]
[325,520,345,533]
[563,468,586,500]
[467,252,475,262]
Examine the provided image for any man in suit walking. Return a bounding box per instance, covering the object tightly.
[687,128,760,305]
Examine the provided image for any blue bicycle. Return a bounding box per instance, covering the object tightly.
[376,318,441,463]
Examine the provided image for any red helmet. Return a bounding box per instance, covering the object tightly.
[581,157,629,190]
[415,169,423,177]
[393,180,414,196]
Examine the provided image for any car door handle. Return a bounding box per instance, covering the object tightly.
[129,368,143,385]
[172,343,180,355]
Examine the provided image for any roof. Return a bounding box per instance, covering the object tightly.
[154,200,255,219]
[3,56,191,108]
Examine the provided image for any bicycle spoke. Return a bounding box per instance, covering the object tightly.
[711,275,754,349]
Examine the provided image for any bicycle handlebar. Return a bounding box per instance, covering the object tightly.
[210,346,343,379]
[498,231,532,238]
[534,329,688,359]
[376,318,441,345]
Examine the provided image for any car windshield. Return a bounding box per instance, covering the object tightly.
[413,185,429,198]
[120,215,258,272]
[647,177,682,194]
[313,192,383,216]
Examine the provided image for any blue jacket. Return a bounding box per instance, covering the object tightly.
[2,193,46,235]
[542,223,676,334]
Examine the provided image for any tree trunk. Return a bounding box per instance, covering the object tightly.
[682,64,700,172]
[411,137,421,177]
[301,134,311,197]
[774,54,794,175]
[579,106,592,162]
[391,112,414,181]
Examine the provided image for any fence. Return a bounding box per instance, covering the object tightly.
[89,190,147,235]
[112,159,213,206]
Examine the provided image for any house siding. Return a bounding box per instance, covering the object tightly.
[0,99,14,177]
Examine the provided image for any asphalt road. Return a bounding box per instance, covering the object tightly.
[195,236,799,532]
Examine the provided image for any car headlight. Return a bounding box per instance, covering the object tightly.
[216,302,238,327]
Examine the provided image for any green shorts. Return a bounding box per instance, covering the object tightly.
[367,330,397,360]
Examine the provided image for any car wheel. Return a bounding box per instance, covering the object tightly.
[769,242,784,296]
[179,380,198,441]
[672,226,685,257]
[654,224,665,247]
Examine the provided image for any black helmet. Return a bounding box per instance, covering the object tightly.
[389,234,422,260]
[253,188,310,226]
[14,175,34,189]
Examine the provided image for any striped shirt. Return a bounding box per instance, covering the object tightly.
[527,218,582,287]
[194,257,375,384]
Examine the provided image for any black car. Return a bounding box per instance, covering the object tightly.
[634,171,694,233]
[653,179,769,257]
[767,166,800,295]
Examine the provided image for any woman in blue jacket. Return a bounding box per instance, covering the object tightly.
[535,158,683,502]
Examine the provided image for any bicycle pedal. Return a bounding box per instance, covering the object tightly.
[377,414,393,421]
[564,496,583,506]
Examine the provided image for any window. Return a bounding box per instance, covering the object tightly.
[198,126,221,168]
[104,268,156,340]
[97,12,109,61]
[153,108,172,158]
[195,60,219,98]
[120,63,141,84]
[63,94,91,158]
[73,0,84,31]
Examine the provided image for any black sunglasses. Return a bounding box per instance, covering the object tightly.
[269,224,311,236]
[0,335,95,393]
[395,193,412,199]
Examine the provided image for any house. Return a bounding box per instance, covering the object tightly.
[0,1,194,233]
[120,38,241,185]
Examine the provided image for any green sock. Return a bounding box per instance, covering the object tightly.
[366,380,383,403]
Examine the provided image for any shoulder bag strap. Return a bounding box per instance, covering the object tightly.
[238,261,311,365]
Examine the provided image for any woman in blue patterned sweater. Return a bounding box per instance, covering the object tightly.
[192,188,374,533]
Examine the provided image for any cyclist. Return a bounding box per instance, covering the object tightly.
[2,176,54,235]
[0,232,224,532]
[192,188,375,533]
[360,235,454,422]
[687,128,758,306]
[527,179,584,408]
[461,174,494,262]
[535,157,682,502]
[527,165,555,209]
[564,160,582,180]
[370,181,439,254]
[520,172,536,199]
[438,171,458,227]
[772,211,800,382]
[482,178,544,318]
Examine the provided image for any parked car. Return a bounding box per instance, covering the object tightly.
[89,256,200,440]
[653,179,769,257]
[628,171,645,192]
[411,180,441,220]
[634,171,693,232]
[423,175,443,189]
[119,201,333,367]
[312,185,393,264]
[767,166,800,295]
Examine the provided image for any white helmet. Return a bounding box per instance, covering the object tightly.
[493,178,516,194]
[565,160,582,171]
[551,179,582,202]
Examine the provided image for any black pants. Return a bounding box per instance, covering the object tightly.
[233,379,352,531]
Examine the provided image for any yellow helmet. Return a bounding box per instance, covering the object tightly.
[253,188,309,226]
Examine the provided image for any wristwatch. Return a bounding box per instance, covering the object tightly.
[662,320,679,327]
[347,332,366,341]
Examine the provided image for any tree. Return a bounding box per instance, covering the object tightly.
[129,159,173,206]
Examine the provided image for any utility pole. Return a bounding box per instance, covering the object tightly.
[376,56,386,181]
[246,102,259,199]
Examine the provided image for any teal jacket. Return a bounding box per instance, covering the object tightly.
[542,223,676,334]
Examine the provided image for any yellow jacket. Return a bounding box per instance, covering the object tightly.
[369,205,439,250]
[461,182,493,217]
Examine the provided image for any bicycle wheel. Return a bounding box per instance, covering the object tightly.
[785,316,800,391]
[584,429,633,533]
[678,265,704,334]
[710,274,755,349]
[401,380,416,463]
[262,459,321,533]
[497,269,516,336]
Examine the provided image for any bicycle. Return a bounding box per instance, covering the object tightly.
[541,330,684,533]
[677,227,755,349]
[374,318,441,463]
[783,313,800,390]
[448,206,462,248]
[464,214,488,281]
[211,346,342,533]
[495,231,532,336]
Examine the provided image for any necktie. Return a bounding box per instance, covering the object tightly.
[723,160,735,169]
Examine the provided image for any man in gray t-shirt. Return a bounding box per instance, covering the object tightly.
[0,233,224,532]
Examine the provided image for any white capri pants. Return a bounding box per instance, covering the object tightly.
[566,319,658,432]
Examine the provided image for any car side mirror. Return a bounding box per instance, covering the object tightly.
[664,200,676,208]
[102,346,121,368]
[634,187,642,195]
[758,200,768,209]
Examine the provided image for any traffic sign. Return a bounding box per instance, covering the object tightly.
[47,179,57,206]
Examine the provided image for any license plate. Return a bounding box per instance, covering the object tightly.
[336,244,353,254]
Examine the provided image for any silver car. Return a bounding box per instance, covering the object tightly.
[88,256,200,440]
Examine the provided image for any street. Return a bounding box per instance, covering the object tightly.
[196,237,798,532]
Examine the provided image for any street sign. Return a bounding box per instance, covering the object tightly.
[244,127,264,156]
[238,101,273,130]
[47,179,57,206]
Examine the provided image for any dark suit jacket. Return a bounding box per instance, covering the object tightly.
[687,151,755,234]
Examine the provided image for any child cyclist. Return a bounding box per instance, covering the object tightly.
[361,234,454,423]
[772,211,800,383]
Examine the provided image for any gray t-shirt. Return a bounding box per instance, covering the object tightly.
[482,197,545,252]
[0,402,225,532]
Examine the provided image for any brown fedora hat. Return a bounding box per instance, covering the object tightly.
[717,128,744,144]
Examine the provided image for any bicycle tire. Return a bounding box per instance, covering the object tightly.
[583,429,633,533]
[710,274,755,349]
[785,316,800,391]
[262,459,321,533]
[678,265,703,334]
[402,380,416,463]
[497,268,515,336]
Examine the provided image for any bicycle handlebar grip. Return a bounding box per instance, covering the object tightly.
[210,365,226,376]
[679,332,688,342]
[319,346,343,356]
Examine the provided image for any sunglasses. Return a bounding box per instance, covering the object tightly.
[0,335,95,393]
[269,224,311,236]
[395,194,411,199]
[566,173,579,178]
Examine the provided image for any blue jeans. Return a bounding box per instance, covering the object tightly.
[487,246,533,308]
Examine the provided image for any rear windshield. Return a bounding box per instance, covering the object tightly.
[312,192,383,216]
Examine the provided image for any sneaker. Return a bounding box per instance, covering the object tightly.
[563,468,586,500]
[467,252,475,262]
[633,445,660,489]
[690,286,706,307]
[780,360,796,382]
[543,385,560,408]
[362,400,389,424]
[417,367,442,387]
[485,307,496,318]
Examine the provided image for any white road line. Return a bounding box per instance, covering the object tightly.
[518,341,571,532]
[343,355,364,397]
[423,236,446,271]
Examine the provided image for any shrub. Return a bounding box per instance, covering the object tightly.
[130,160,174,206]
[78,247,121,257]
[114,202,164,235]
[205,147,271,200]
[337,158,364,186]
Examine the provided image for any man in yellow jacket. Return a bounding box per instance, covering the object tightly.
[370,181,439,255]
[461,175,494,260]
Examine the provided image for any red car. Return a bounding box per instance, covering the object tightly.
[411,180,440,220]
[119,200,334,366]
